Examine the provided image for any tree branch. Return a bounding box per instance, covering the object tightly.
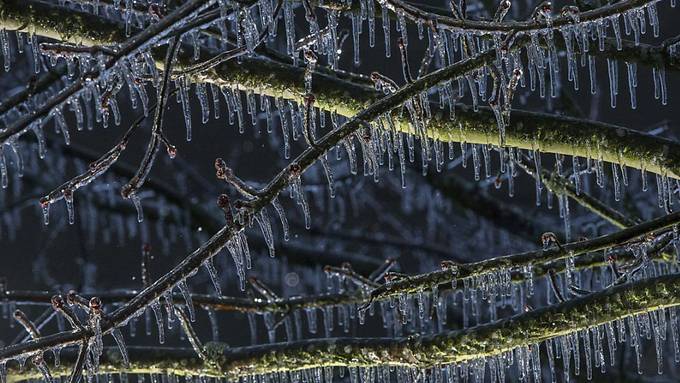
[3,0,680,179]
[9,274,680,381]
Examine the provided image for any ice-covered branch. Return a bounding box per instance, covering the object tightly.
[3,0,680,180]
[7,273,680,382]
[216,273,680,378]
[0,47,509,362]
[0,0,207,145]
[546,173,638,229]
[198,55,680,179]
[364,209,680,303]
[4,346,209,383]
[382,0,654,33]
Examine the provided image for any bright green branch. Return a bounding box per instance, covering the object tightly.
[2,0,680,179]
[10,274,679,382]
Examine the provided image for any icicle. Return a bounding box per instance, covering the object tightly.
[70,97,85,131]
[64,188,75,225]
[89,298,104,364]
[150,301,165,344]
[255,209,275,258]
[32,124,46,159]
[648,3,659,37]
[367,0,376,48]
[290,170,311,229]
[533,148,542,206]
[210,84,221,120]
[626,62,637,109]
[263,96,273,133]
[607,58,618,108]
[628,315,643,375]
[1,29,11,72]
[653,311,664,374]
[545,340,556,383]
[178,77,193,141]
[306,308,318,334]
[204,257,222,295]
[177,280,195,322]
[111,329,130,367]
[323,306,333,337]
[653,65,668,105]
[352,12,361,66]
[53,107,70,145]
[397,12,408,47]
[382,5,391,57]
[272,197,289,241]
[131,193,144,223]
[284,0,296,57]
[612,163,621,201]
[320,157,336,198]
[0,146,6,190]
[671,308,680,362]
[606,322,617,366]
[588,55,597,95]
[196,84,210,124]
[609,16,622,51]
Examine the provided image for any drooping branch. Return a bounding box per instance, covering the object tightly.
[8,274,680,382]
[2,209,676,319]
[0,33,534,362]
[3,0,680,180]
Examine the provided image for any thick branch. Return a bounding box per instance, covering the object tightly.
[200,55,680,179]
[3,0,680,179]
[217,273,680,377]
[7,274,680,382]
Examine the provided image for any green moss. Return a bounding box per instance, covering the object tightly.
[4,1,680,180]
[213,275,680,378]
[201,56,680,180]
[0,0,124,45]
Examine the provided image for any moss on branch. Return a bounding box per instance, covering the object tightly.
[198,56,680,179]
[5,346,214,383]
[215,274,680,377]
[9,274,679,382]
[2,1,680,179]
[0,0,124,46]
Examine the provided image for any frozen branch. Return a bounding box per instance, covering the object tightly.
[8,274,680,381]
[382,0,654,33]
[2,0,680,179]
[216,273,680,378]
[364,209,680,303]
